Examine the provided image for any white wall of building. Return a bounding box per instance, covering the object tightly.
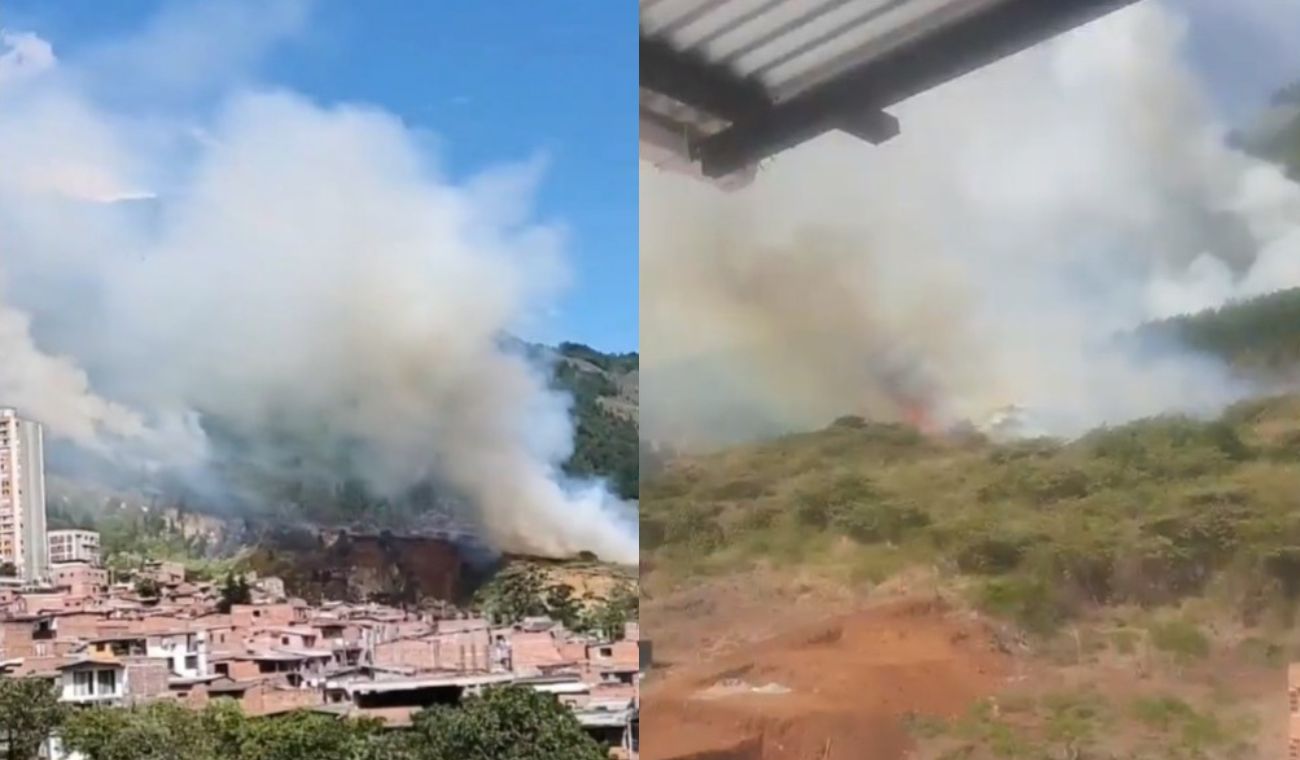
[146,631,210,679]
[60,665,126,704]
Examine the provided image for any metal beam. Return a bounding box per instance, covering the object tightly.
[639,35,771,124]
[838,108,900,145]
[694,0,1143,177]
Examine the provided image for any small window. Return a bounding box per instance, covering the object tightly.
[73,670,94,696]
[96,669,116,695]
[599,647,613,658]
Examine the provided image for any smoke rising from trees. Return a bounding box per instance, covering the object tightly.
[641,1,1300,447]
[0,5,637,564]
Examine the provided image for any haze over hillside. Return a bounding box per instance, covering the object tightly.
[641,4,1300,453]
[43,341,639,547]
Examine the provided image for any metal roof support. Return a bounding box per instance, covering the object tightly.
[692,0,1141,177]
[639,35,771,123]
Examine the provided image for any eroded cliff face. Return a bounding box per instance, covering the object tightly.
[248,529,465,605]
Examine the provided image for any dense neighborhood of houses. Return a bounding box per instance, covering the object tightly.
[3,408,639,756]
[0,554,640,757]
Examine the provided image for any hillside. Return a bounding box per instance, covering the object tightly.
[45,340,639,540]
[641,398,1300,759]
[548,342,640,501]
[1135,286,1300,374]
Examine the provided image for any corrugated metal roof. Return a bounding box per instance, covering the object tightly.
[642,0,1004,102]
[641,0,1142,181]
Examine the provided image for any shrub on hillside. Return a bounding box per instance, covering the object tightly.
[1148,619,1211,664]
[977,577,1068,635]
[955,533,1031,575]
[664,507,723,552]
[830,501,930,544]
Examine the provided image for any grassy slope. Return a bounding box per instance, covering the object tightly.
[643,404,1300,757]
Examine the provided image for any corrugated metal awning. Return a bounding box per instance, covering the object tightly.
[641,0,1142,183]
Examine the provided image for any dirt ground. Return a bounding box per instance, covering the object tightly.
[641,597,1012,760]
[640,570,1287,760]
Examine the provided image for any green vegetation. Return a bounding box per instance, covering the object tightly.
[643,395,1300,634]
[551,344,639,501]
[0,678,67,760]
[217,572,253,613]
[908,689,1256,759]
[474,564,638,640]
[1137,286,1300,373]
[0,680,607,760]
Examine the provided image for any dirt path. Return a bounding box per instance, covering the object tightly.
[641,598,1011,760]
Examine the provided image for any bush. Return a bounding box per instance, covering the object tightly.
[956,534,1030,575]
[736,504,778,532]
[710,478,767,500]
[1148,619,1211,664]
[1263,546,1300,598]
[664,507,723,552]
[640,518,666,550]
[977,577,1067,635]
[830,501,929,544]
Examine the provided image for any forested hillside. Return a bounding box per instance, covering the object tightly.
[1136,286,1300,372]
[550,342,639,500]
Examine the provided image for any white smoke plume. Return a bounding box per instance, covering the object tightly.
[0,9,637,563]
[642,1,1300,447]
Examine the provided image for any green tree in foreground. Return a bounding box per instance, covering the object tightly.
[0,678,67,760]
[405,685,608,760]
[54,686,606,760]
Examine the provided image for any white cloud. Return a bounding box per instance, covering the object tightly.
[0,30,56,87]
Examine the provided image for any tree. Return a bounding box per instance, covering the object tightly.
[408,685,608,760]
[235,711,385,760]
[474,565,547,625]
[584,582,638,641]
[543,583,581,629]
[134,578,161,599]
[0,678,67,760]
[218,572,252,613]
[61,701,216,760]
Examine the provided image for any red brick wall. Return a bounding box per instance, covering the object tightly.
[126,659,171,699]
[0,620,35,658]
[227,660,264,681]
[238,682,323,716]
[373,630,490,671]
[231,604,296,629]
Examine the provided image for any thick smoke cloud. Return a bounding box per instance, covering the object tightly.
[0,10,637,563]
[642,1,1300,447]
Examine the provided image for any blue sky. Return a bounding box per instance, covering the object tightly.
[2,0,639,353]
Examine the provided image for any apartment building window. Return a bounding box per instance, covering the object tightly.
[185,655,199,671]
[73,671,94,697]
[97,669,116,695]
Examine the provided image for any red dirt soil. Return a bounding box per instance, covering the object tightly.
[641,598,1011,760]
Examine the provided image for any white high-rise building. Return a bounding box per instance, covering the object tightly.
[0,408,49,582]
[49,529,101,566]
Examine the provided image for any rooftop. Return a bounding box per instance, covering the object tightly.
[641,0,1141,181]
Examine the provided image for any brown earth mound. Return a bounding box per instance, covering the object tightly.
[641,598,1010,760]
